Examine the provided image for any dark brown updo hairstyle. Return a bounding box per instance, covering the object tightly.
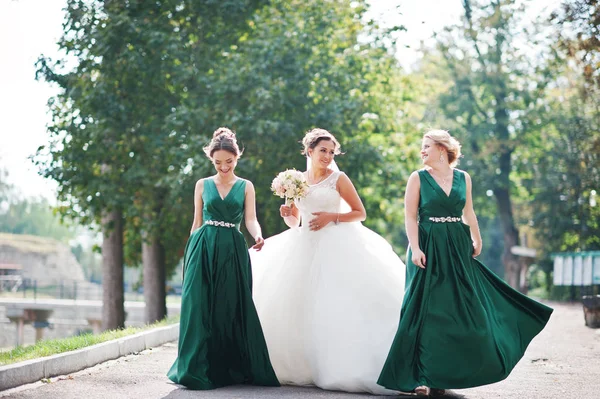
[423,129,462,167]
[203,127,242,158]
[301,128,342,156]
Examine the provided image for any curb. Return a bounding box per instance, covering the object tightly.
[0,323,179,391]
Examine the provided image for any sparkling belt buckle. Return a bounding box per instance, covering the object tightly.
[429,216,461,223]
[205,220,236,228]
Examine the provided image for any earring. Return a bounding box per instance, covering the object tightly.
[439,154,445,163]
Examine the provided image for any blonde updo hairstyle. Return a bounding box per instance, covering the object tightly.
[203,127,243,159]
[424,129,462,167]
[301,128,342,156]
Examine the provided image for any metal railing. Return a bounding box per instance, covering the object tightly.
[0,279,182,301]
[0,279,102,301]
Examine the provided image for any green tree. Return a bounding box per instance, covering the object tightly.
[551,0,600,90]
[0,197,75,243]
[528,2,600,257]
[36,0,136,330]
[35,0,270,326]
[530,94,600,253]
[0,162,74,242]
[193,0,408,243]
[110,0,271,323]
[365,58,449,253]
[36,0,414,327]
[503,0,600,296]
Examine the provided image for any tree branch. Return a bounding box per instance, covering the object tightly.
[462,0,490,77]
[439,42,489,121]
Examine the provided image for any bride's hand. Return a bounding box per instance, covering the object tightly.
[309,212,333,231]
[280,204,293,218]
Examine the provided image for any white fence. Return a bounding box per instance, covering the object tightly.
[553,252,600,286]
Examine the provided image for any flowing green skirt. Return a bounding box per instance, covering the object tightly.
[377,222,553,391]
[167,226,279,390]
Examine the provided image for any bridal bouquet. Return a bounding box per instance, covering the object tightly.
[271,169,309,206]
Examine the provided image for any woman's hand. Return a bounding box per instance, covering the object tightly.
[411,248,427,269]
[280,204,293,218]
[472,240,482,258]
[279,203,300,228]
[309,212,334,231]
[252,236,265,251]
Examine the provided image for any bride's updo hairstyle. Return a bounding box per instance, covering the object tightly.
[301,128,342,156]
[423,129,462,167]
[203,127,243,159]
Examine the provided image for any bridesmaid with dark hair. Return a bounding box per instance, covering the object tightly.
[167,127,279,390]
[377,129,553,397]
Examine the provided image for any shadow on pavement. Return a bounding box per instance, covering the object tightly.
[440,391,467,399]
[160,383,427,398]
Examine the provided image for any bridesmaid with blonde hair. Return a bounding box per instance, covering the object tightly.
[377,129,553,396]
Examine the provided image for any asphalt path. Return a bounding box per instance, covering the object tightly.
[2,301,598,399]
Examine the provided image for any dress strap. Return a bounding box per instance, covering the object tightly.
[322,170,342,189]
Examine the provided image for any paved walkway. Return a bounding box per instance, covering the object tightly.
[1,301,599,399]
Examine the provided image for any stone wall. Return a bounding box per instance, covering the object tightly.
[0,233,85,285]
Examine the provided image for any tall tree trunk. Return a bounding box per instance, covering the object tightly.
[460,0,530,292]
[519,262,529,294]
[142,232,167,323]
[493,96,524,291]
[495,186,522,289]
[101,209,125,330]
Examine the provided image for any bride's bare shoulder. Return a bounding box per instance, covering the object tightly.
[335,171,354,188]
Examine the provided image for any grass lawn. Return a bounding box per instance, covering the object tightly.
[0,315,179,366]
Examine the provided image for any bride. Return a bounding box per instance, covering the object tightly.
[250,128,406,394]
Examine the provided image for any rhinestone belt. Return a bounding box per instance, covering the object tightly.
[204,220,236,228]
[428,216,461,223]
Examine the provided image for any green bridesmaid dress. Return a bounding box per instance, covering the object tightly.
[377,169,553,392]
[167,178,279,390]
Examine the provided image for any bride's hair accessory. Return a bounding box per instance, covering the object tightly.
[301,128,343,156]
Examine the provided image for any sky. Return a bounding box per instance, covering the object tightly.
[0,0,65,200]
[0,0,558,203]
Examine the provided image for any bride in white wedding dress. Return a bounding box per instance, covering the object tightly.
[250,128,406,395]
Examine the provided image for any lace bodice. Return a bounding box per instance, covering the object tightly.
[296,171,343,228]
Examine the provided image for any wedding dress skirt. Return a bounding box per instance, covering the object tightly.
[251,171,405,394]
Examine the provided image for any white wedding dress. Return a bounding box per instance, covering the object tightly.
[251,171,406,395]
